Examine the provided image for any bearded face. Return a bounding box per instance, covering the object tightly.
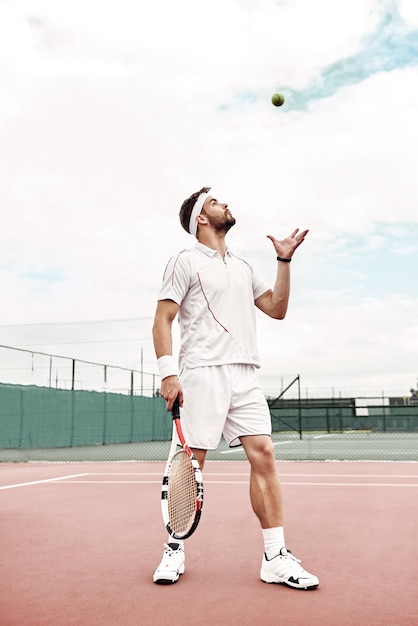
[203,207,236,234]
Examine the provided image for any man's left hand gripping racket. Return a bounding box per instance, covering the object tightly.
[161,398,204,540]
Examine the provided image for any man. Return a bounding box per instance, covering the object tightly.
[152,187,319,590]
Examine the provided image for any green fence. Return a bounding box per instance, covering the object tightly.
[1,383,417,462]
[0,383,170,451]
[270,402,418,434]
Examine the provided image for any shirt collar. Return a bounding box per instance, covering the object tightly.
[195,242,233,258]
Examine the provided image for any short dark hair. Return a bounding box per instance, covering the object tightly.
[179,187,211,234]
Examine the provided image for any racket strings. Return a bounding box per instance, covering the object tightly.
[167,451,198,534]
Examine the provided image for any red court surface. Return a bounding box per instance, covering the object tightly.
[1,461,417,626]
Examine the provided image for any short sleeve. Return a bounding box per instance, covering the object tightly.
[251,264,270,301]
[157,251,193,305]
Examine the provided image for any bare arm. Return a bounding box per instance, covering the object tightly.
[152,299,183,409]
[255,228,308,319]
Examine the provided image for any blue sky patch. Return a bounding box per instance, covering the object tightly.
[311,221,418,298]
[222,2,418,112]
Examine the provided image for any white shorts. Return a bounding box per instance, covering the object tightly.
[178,364,271,449]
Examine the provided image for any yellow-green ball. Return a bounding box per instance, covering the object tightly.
[271,93,285,107]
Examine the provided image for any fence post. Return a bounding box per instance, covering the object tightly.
[297,375,302,439]
[382,390,387,433]
[103,390,107,444]
[19,387,25,448]
[70,389,75,447]
[139,347,144,395]
[130,371,134,442]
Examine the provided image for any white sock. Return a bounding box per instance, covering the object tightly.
[262,527,285,560]
[168,536,184,551]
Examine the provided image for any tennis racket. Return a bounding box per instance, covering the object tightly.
[161,397,204,540]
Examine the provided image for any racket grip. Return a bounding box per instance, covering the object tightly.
[172,397,180,420]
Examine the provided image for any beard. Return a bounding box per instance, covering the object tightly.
[207,210,236,234]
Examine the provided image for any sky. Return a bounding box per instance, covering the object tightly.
[0,0,417,399]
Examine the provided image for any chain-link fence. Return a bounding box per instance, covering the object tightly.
[0,318,156,377]
[0,319,417,462]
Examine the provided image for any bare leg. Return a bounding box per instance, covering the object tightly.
[240,435,283,528]
[191,448,207,471]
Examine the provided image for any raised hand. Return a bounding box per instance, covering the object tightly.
[266,229,309,260]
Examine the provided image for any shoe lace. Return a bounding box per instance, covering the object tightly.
[163,543,183,559]
[280,548,305,571]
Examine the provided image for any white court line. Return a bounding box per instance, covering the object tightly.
[56,479,418,487]
[206,481,418,487]
[221,441,294,454]
[251,480,413,487]
[0,473,88,490]
[281,482,418,487]
[273,441,296,446]
[4,472,415,490]
[59,480,161,484]
[83,472,418,478]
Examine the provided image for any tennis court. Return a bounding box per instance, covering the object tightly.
[1,459,417,625]
[1,431,417,463]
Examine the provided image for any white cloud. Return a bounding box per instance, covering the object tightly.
[258,292,418,397]
[0,0,417,395]
[399,0,418,26]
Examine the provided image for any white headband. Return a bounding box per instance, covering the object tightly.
[188,192,209,237]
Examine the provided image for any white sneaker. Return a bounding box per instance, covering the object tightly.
[153,543,185,584]
[260,547,319,590]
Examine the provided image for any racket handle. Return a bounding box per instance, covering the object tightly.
[172,397,180,420]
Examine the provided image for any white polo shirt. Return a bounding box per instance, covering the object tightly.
[158,242,269,371]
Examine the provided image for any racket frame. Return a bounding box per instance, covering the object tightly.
[161,398,204,540]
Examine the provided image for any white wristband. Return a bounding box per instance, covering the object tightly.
[157,355,179,380]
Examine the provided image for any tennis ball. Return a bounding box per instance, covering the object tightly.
[271,93,285,107]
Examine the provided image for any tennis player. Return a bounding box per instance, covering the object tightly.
[152,187,319,590]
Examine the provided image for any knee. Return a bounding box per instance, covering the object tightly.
[243,436,276,471]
